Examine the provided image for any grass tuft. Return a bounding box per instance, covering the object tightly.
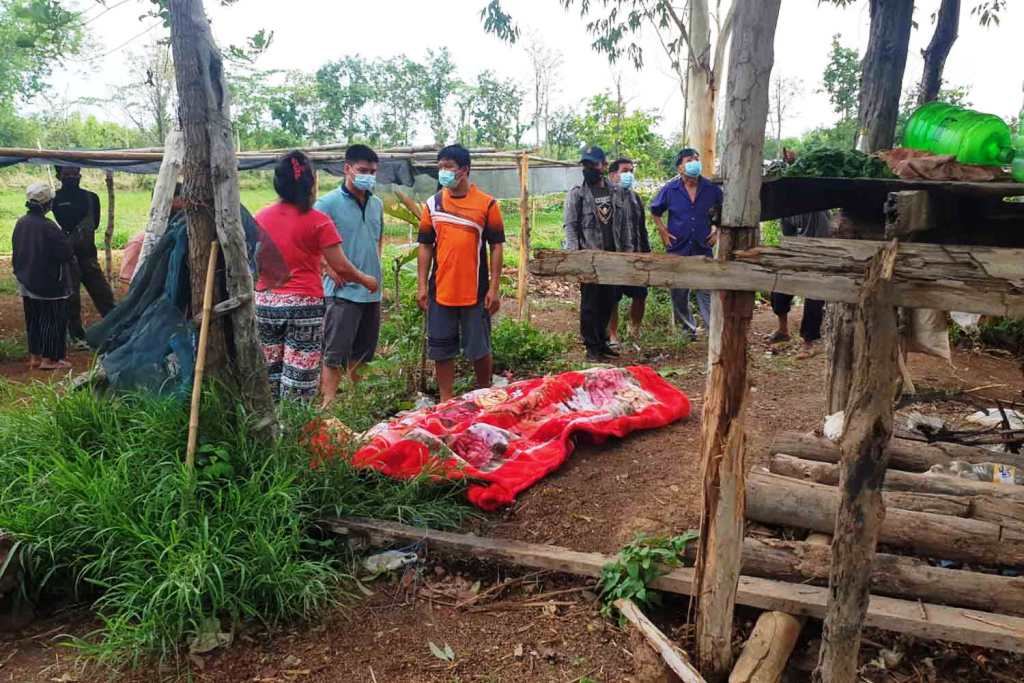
[0,383,469,666]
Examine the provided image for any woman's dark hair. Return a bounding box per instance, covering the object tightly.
[273,151,316,212]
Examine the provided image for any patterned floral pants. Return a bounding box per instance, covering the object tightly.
[255,291,325,401]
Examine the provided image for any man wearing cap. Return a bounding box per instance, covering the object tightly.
[12,184,75,370]
[650,148,723,339]
[564,145,636,361]
[52,166,116,346]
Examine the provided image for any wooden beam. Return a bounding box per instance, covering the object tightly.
[530,239,1024,317]
[615,598,706,683]
[769,431,1024,472]
[135,129,184,279]
[693,3,782,678]
[770,453,1024,504]
[516,152,531,321]
[816,241,902,683]
[326,517,1024,653]
[747,471,1024,566]
[104,171,115,282]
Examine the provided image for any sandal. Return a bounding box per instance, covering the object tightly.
[39,360,72,370]
[766,331,791,344]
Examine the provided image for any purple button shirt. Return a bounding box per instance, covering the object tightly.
[649,176,723,256]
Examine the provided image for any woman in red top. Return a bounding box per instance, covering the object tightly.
[255,151,378,401]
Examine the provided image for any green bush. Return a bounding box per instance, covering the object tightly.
[979,318,1024,356]
[491,317,569,377]
[0,384,468,665]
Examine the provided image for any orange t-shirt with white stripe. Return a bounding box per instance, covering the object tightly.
[418,184,505,307]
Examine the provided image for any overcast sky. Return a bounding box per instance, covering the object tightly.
[53,0,1023,144]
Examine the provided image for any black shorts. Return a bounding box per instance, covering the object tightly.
[619,285,648,301]
[322,298,381,368]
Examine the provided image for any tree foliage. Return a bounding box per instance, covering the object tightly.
[822,34,860,122]
[0,0,83,105]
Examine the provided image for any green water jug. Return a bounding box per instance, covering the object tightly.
[903,101,1013,166]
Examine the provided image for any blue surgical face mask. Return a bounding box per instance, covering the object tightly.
[684,160,702,177]
[438,169,458,188]
[618,171,635,189]
[353,174,376,192]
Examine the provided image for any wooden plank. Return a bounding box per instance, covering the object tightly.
[326,517,1024,653]
[516,152,531,321]
[135,129,184,278]
[615,598,706,683]
[529,237,1024,317]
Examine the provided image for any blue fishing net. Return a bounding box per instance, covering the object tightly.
[86,206,284,396]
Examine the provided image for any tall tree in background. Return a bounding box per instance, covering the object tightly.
[314,56,375,142]
[768,76,802,159]
[459,70,525,148]
[482,0,735,174]
[419,48,460,145]
[856,0,915,152]
[112,41,177,144]
[0,0,84,109]
[919,0,961,104]
[372,56,424,147]
[822,35,860,125]
[523,32,563,148]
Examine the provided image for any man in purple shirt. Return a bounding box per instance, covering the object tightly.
[649,148,723,338]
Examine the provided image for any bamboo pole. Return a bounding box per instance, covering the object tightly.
[186,241,220,471]
[516,152,531,321]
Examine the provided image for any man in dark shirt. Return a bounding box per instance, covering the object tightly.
[607,157,649,346]
[52,166,116,344]
[564,145,635,361]
[768,211,832,355]
[650,148,723,339]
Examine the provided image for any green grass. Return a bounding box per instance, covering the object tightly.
[0,382,470,666]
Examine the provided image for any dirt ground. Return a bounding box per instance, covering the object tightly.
[0,272,1022,682]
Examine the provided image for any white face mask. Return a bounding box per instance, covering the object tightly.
[617,171,635,189]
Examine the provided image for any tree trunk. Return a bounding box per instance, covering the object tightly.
[919,0,961,105]
[747,472,1024,567]
[169,0,275,433]
[693,2,781,680]
[815,241,902,683]
[856,0,914,152]
[687,0,717,174]
[104,171,115,282]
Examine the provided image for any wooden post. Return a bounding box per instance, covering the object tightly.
[693,1,781,680]
[814,240,903,683]
[169,0,276,435]
[516,152,531,321]
[135,129,184,279]
[104,171,115,282]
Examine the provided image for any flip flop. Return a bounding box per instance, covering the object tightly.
[39,360,72,370]
[766,331,791,344]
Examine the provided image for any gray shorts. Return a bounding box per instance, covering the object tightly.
[322,298,380,368]
[427,296,492,362]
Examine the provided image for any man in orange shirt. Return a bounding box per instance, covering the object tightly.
[418,144,505,402]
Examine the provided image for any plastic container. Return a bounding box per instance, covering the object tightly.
[903,101,1013,167]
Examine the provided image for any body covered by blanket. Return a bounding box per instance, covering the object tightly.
[311,366,690,510]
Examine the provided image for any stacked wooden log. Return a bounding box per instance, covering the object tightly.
[747,431,1024,616]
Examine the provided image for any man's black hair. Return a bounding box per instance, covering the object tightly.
[345,144,379,164]
[273,150,316,213]
[609,158,633,174]
[674,148,699,167]
[438,144,471,169]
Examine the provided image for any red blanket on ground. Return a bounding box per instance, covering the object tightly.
[312,366,690,510]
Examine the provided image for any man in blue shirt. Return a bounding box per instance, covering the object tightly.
[649,148,723,338]
[316,144,384,409]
